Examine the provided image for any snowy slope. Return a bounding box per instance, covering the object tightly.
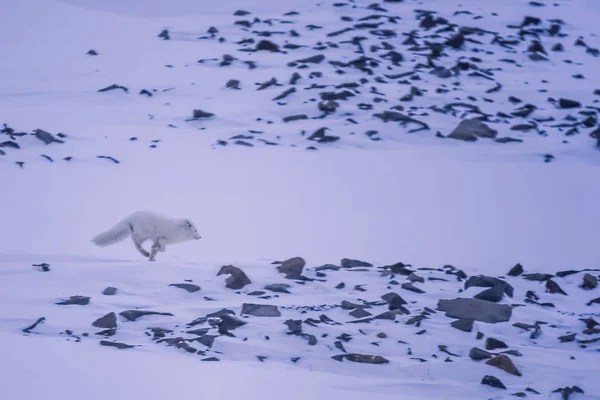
[1,0,599,399]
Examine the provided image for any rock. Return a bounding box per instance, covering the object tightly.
[474,285,505,303]
[381,292,407,309]
[92,312,117,329]
[451,318,474,332]
[102,287,117,295]
[481,375,507,390]
[241,303,281,317]
[507,263,524,277]
[100,340,134,349]
[169,283,201,293]
[552,386,584,400]
[34,129,64,145]
[407,273,425,283]
[119,310,174,321]
[469,347,493,361]
[86,49,98,56]
[192,109,214,119]
[341,258,373,268]
[587,297,600,306]
[265,283,291,293]
[226,79,240,90]
[273,88,296,101]
[437,298,512,323]
[523,273,553,281]
[331,353,389,364]
[350,308,372,318]
[546,279,568,295]
[318,100,339,113]
[284,319,302,334]
[98,84,128,93]
[292,54,325,64]
[308,127,339,143]
[485,337,508,350]
[485,354,521,376]
[256,40,280,52]
[22,317,46,333]
[217,265,252,290]
[429,66,452,78]
[558,333,576,343]
[56,296,90,306]
[277,257,305,279]
[582,274,598,290]
[283,114,308,123]
[402,282,425,294]
[157,29,170,40]
[558,98,581,109]
[448,119,498,141]
[465,276,514,297]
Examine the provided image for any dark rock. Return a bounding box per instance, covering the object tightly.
[119,310,174,321]
[241,303,281,317]
[402,282,425,294]
[265,283,291,294]
[56,296,90,306]
[192,109,215,119]
[98,84,128,93]
[465,276,513,297]
[546,279,567,295]
[277,257,305,279]
[292,54,325,64]
[283,114,308,123]
[100,340,134,349]
[407,273,425,283]
[217,265,252,290]
[197,335,218,348]
[481,375,507,390]
[87,49,98,55]
[558,333,576,343]
[22,317,46,333]
[485,354,521,376]
[558,98,581,109]
[157,29,170,40]
[495,137,523,143]
[474,285,505,303]
[341,258,373,268]
[582,274,598,290]
[331,353,389,364]
[169,283,201,293]
[451,318,474,332]
[318,100,339,113]
[448,119,498,141]
[201,357,220,362]
[102,287,117,296]
[552,386,584,400]
[350,308,372,318]
[469,347,493,361]
[226,79,240,90]
[587,297,600,306]
[34,129,64,145]
[256,40,280,52]
[523,273,553,281]
[381,292,407,309]
[429,66,452,78]
[308,127,339,143]
[284,319,302,334]
[315,264,341,271]
[446,33,465,49]
[92,313,117,329]
[437,298,512,323]
[273,87,296,101]
[485,337,508,350]
[508,263,524,277]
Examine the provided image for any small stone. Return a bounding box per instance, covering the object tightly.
[265,283,291,294]
[558,333,576,343]
[341,258,373,268]
[582,274,598,290]
[169,283,201,293]
[277,257,305,279]
[119,310,173,321]
[437,298,512,323]
[56,296,90,306]
[100,340,134,349]
[481,375,507,390]
[92,313,117,329]
[241,303,281,317]
[469,347,493,361]
[376,332,387,339]
[451,318,474,332]
[350,308,372,318]
[331,353,389,364]
[485,337,508,350]
[102,287,117,296]
[448,119,498,141]
[217,265,252,290]
[507,263,524,277]
[192,109,215,119]
[485,354,521,376]
[558,98,581,109]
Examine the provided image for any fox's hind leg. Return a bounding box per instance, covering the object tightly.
[148,238,166,262]
[132,236,150,258]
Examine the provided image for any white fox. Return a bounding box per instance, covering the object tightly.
[91,211,201,261]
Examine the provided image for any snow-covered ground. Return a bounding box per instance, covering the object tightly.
[1,0,599,399]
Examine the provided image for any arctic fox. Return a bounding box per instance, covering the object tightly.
[91,211,201,261]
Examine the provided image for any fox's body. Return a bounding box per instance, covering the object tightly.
[91,211,201,261]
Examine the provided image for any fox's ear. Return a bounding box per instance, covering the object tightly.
[185,219,192,228]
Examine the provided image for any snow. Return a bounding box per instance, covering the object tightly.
[1,0,599,399]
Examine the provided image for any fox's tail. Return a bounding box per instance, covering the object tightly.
[91,220,131,247]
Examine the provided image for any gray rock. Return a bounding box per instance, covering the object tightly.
[465,275,514,298]
[241,303,281,317]
[485,337,508,350]
[341,300,370,309]
[56,296,90,306]
[217,265,252,290]
[318,100,339,113]
[437,298,512,323]
[429,66,452,78]
[226,79,240,90]
[474,285,505,303]
[341,258,373,268]
[315,264,341,271]
[582,274,598,290]
[119,310,174,321]
[102,287,117,296]
[451,318,474,332]
[507,263,524,277]
[265,283,291,293]
[284,319,303,333]
[402,282,425,294]
[34,129,64,145]
[350,308,372,318]
[192,109,215,119]
[100,340,134,349]
[486,354,521,376]
[169,283,201,293]
[448,119,498,141]
[407,273,425,283]
[381,292,407,309]
[481,375,506,390]
[92,312,117,329]
[469,347,493,361]
[546,279,567,295]
[277,257,305,279]
[331,353,389,364]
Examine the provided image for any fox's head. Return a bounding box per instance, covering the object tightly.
[184,219,202,240]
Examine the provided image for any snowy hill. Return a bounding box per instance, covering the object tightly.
[1,0,599,399]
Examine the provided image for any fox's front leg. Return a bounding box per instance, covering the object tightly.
[148,238,166,262]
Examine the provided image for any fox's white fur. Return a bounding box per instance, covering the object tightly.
[91,211,201,261]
